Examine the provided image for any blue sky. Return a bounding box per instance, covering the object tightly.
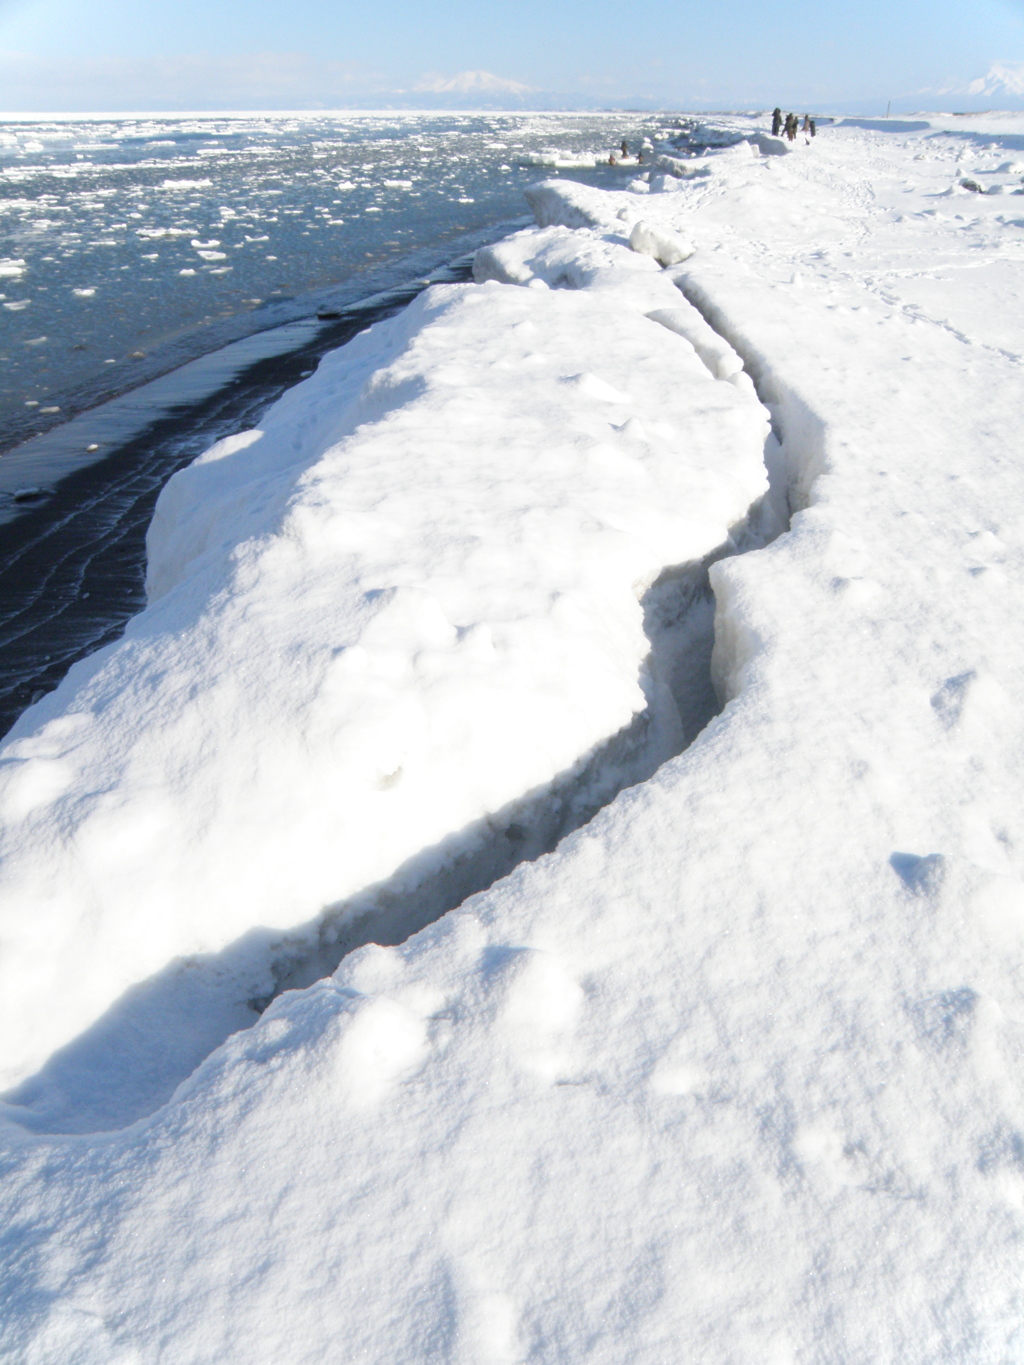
[1,0,1023,110]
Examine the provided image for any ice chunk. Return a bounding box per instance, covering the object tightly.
[629,220,696,267]
[473,225,658,290]
[751,133,791,156]
[524,179,623,232]
[688,122,748,147]
[650,154,712,179]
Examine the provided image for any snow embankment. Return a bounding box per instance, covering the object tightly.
[6,115,1024,1361]
[0,249,768,1118]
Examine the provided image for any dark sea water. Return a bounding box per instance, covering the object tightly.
[0,111,671,453]
[0,111,677,738]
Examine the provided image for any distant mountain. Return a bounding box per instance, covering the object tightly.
[902,62,1024,112]
[340,71,679,112]
[874,63,1024,114]
[963,62,1024,106]
[413,70,535,97]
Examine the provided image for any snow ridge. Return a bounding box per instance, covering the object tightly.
[0,196,773,1134]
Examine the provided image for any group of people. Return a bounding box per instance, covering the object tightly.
[772,108,816,141]
[608,138,643,166]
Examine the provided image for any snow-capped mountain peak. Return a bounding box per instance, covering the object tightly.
[965,61,1024,101]
[413,69,535,95]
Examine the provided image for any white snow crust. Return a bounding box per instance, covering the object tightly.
[4,113,1024,1361]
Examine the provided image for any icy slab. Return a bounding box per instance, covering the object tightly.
[646,301,745,381]
[651,153,714,178]
[517,150,604,170]
[523,177,625,232]
[472,222,660,289]
[0,273,768,1099]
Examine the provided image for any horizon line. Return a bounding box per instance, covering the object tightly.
[0,106,1017,121]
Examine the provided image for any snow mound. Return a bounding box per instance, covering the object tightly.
[752,132,791,156]
[649,173,684,193]
[629,219,696,266]
[0,277,768,1097]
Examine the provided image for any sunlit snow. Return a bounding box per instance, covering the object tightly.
[3,111,1024,1361]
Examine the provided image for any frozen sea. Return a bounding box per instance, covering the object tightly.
[0,111,669,453]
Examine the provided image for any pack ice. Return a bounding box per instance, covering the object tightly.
[3,114,1024,1362]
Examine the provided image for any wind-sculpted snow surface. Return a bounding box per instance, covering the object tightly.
[5,114,1024,1361]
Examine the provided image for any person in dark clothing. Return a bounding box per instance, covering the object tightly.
[787,113,798,141]
[621,139,629,158]
[772,107,782,137]
[809,119,817,137]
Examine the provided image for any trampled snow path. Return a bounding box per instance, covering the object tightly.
[4,116,1024,1361]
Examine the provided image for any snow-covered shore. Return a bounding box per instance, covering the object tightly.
[3,114,1024,1360]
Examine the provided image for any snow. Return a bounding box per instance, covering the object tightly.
[0,256,768,1112]
[4,113,1024,1360]
[962,62,1024,106]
